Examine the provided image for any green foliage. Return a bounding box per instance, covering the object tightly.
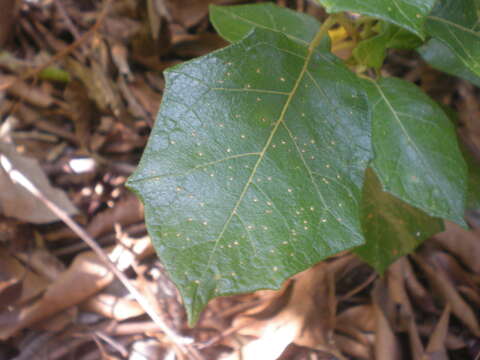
[425,0,480,77]
[365,77,467,225]
[128,0,479,324]
[355,168,444,274]
[315,0,436,38]
[128,28,371,323]
[418,39,480,87]
[353,22,421,69]
[209,3,329,50]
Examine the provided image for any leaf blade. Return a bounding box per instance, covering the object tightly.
[418,39,480,87]
[316,0,436,38]
[353,22,422,69]
[425,0,480,77]
[210,3,330,50]
[128,29,372,323]
[355,168,444,273]
[365,77,467,226]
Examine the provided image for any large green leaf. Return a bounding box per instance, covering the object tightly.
[353,22,422,69]
[354,168,444,273]
[127,29,372,323]
[209,3,328,50]
[419,39,480,87]
[316,0,436,38]
[426,0,480,77]
[365,77,467,226]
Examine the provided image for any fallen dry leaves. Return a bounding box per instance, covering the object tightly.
[0,0,479,359]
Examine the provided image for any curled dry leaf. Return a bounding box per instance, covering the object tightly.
[225,262,339,360]
[0,141,77,223]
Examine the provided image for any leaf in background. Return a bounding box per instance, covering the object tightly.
[0,142,77,223]
[355,168,443,273]
[463,148,480,210]
[353,22,422,69]
[316,0,436,38]
[425,0,480,77]
[364,77,467,226]
[128,29,372,323]
[209,3,330,51]
[418,39,480,87]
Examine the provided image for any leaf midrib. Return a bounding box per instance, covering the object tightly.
[191,34,321,304]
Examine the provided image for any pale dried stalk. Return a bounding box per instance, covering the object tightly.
[0,154,202,359]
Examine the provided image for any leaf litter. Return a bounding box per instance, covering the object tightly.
[0,0,479,359]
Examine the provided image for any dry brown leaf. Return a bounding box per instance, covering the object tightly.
[66,58,129,123]
[172,33,228,57]
[372,280,402,360]
[15,248,65,281]
[334,334,371,360]
[0,277,22,311]
[0,250,114,339]
[413,253,480,337]
[388,259,424,359]
[0,248,49,305]
[336,304,375,333]
[0,0,18,46]
[402,257,437,314]
[166,0,216,28]
[87,195,144,238]
[39,307,77,332]
[434,221,480,273]
[225,262,340,360]
[126,78,162,118]
[64,79,96,149]
[423,304,450,360]
[0,141,77,223]
[0,75,55,108]
[82,293,144,320]
[46,195,144,241]
[417,323,465,350]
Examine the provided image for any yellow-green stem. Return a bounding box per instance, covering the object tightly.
[308,15,338,52]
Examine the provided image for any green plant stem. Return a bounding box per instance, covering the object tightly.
[308,15,338,52]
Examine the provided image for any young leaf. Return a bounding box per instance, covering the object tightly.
[127,29,372,324]
[353,22,422,69]
[419,39,480,87]
[354,168,444,273]
[426,0,480,77]
[364,77,467,226]
[315,0,436,38]
[209,3,329,50]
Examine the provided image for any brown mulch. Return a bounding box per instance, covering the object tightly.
[0,0,479,359]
